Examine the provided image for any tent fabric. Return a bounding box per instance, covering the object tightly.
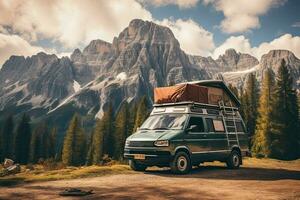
[154,82,238,107]
[154,84,208,104]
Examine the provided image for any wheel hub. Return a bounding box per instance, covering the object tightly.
[177,156,187,171]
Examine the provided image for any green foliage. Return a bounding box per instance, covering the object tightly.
[228,84,239,98]
[62,114,86,166]
[243,73,259,143]
[114,102,130,160]
[29,123,57,163]
[14,114,32,164]
[269,60,300,160]
[252,69,275,157]
[102,104,115,157]
[0,115,14,160]
[133,96,149,132]
[90,119,105,164]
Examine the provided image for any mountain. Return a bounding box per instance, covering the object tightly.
[221,50,300,89]
[0,19,299,133]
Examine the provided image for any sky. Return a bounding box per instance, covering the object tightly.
[0,0,299,66]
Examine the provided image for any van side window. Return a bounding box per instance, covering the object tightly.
[213,119,225,132]
[205,118,214,132]
[225,121,245,132]
[187,117,204,132]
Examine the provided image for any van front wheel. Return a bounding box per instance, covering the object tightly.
[170,152,191,174]
[129,160,147,171]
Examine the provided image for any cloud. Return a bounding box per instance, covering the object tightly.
[139,0,199,8]
[0,33,45,67]
[0,0,152,48]
[203,0,286,33]
[158,19,215,56]
[292,22,300,28]
[213,34,300,59]
[213,35,252,58]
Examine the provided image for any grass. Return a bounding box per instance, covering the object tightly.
[0,164,132,186]
[0,157,299,187]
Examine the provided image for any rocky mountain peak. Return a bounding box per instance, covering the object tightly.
[82,39,112,55]
[216,49,258,71]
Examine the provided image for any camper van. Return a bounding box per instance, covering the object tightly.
[124,80,250,174]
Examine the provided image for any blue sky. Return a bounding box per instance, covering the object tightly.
[148,0,300,46]
[0,0,300,66]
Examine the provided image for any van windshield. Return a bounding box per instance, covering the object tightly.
[140,114,187,130]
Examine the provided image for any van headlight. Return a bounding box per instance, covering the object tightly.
[125,140,130,146]
[154,140,169,147]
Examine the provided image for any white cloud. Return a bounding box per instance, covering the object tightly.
[204,0,286,33]
[158,19,215,56]
[139,0,199,8]
[0,0,152,48]
[0,33,44,67]
[213,34,300,59]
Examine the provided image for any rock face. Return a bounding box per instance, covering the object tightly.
[0,53,75,118]
[216,49,259,71]
[0,19,209,123]
[0,19,299,132]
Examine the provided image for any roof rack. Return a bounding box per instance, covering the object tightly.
[153,101,239,110]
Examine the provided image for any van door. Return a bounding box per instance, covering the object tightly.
[184,116,209,163]
[204,118,229,161]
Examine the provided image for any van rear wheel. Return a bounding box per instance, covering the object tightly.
[129,160,147,171]
[226,150,241,169]
[170,152,191,174]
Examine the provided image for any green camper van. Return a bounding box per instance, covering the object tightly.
[124,80,250,174]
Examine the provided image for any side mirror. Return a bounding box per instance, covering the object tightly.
[187,125,197,132]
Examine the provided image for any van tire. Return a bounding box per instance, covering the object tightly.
[170,151,191,174]
[226,150,241,169]
[129,160,147,171]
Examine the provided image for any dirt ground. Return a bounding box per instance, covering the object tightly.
[0,165,300,200]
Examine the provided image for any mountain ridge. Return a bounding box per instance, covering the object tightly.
[0,19,299,132]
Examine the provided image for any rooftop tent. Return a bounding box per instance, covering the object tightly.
[154,84,208,104]
[154,80,240,107]
[182,80,241,107]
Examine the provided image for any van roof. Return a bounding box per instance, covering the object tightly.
[177,80,240,107]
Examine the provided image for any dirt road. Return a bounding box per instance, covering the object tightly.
[1,165,300,200]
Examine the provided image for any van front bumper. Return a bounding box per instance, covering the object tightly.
[124,147,173,166]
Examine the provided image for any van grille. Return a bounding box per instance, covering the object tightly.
[128,141,154,147]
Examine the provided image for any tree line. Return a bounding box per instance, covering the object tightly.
[0,96,149,166]
[232,60,300,160]
[0,114,57,164]
[0,60,299,164]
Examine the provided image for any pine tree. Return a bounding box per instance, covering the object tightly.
[14,114,31,164]
[62,114,86,166]
[129,102,138,135]
[91,119,105,164]
[0,115,14,160]
[48,127,57,159]
[102,104,114,157]
[133,96,149,132]
[252,69,275,157]
[228,84,239,98]
[243,73,259,144]
[114,102,130,160]
[29,123,56,163]
[270,60,300,160]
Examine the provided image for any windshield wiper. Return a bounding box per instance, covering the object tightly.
[153,127,169,130]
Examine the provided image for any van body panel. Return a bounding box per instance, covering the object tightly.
[124,103,250,168]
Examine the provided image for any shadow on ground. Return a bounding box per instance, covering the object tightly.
[145,165,300,181]
[0,185,217,200]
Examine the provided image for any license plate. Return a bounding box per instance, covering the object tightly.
[134,154,145,160]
